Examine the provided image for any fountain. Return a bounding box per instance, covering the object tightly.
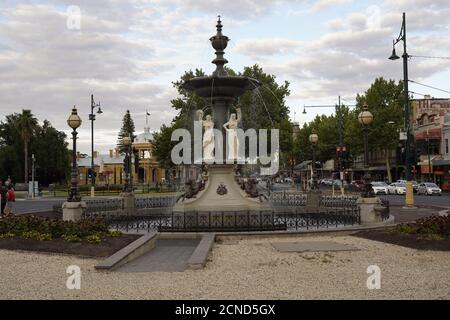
[173,17,271,213]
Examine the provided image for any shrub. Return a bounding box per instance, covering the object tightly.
[0,216,112,243]
[0,232,15,238]
[109,230,122,237]
[62,234,81,242]
[85,234,101,243]
[394,215,450,238]
[36,233,52,241]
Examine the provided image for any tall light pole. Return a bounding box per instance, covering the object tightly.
[309,129,319,190]
[122,135,132,193]
[31,154,35,199]
[358,104,374,198]
[389,12,414,207]
[89,94,102,195]
[426,129,432,182]
[67,106,82,202]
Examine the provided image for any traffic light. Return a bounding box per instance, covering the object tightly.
[87,168,93,179]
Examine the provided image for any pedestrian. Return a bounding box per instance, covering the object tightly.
[0,181,7,217]
[3,184,15,217]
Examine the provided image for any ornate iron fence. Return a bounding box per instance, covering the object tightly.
[98,207,360,233]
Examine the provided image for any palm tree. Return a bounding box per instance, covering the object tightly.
[15,110,38,183]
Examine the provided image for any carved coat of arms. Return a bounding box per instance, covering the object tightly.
[216,183,227,195]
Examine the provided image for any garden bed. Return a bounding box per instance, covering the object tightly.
[0,215,139,257]
[353,215,450,251]
[0,234,139,257]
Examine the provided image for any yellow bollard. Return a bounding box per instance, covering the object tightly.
[91,186,95,197]
[405,181,414,208]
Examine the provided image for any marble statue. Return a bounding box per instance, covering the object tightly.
[197,110,215,162]
[223,107,241,161]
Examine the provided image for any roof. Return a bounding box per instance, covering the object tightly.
[134,127,153,144]
[77,154,131,167]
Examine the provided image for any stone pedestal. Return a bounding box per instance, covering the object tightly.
[62,201,86,222]
[120,192,135,215]
[174,165,271,213]
[305,190,321,213]
[357,197,394,225]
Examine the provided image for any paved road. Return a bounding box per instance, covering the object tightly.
[13,198,65,214]
[378,194,450,208]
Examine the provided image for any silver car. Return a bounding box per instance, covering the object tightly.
[417,183,442,196]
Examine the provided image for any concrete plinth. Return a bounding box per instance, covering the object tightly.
[305,190,321,213]
[120,192,135,215]
[357,197,394,225]
[62,201,86,221]
[174,165,270,213]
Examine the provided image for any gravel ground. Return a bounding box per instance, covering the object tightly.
[0,235,449,299]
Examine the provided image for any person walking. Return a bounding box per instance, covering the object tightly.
[4,185,15,217]
[0,181,7,217]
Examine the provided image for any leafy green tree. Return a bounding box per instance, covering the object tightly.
[0,114,69,185]
[152,64,293,171]
[15,110,38,183]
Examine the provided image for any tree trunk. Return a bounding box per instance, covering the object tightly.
[24,142,28,184]
[386,154,392,183]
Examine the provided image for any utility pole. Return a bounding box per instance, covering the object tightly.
[89,94,102,197]
[389,12,414,208]
[31,154,35,199]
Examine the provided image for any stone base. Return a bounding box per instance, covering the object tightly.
[305,190,321,213]
[120,192,135,215]
[62,201,87,221]
[357,197,394,225]
[174,165,271,213]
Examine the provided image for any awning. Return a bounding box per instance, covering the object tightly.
[432,159,450,166]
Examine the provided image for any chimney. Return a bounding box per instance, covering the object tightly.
[109,149,113,158]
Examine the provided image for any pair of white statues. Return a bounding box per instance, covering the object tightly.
[197,108,241,162]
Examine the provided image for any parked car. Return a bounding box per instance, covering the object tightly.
[371,181,388,195]
[417,183,442,196]
[387,183,406,195]
[350,180,365,190]
[395,180,419,193]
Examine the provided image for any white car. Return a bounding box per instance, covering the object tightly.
[417,183,442,196]
[371,181,388,195]
[387,183,406,195]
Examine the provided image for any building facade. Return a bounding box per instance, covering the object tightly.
[77,128,165,186]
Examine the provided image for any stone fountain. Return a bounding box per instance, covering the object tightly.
[174,17,271,213]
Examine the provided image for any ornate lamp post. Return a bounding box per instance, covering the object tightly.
[89,94,102,193]
[358,104,374,197]
[67,106,82,202]
[122,135,132,193]
[309,129,319,190]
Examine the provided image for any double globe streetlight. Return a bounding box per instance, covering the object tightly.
[67,106,82,202]
[309,129,319,191]
[358,104,374,198]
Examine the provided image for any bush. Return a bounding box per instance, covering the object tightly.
[62,234,81,242]
[85,234,101,243]
[109,230,122,237]
[394,215,450,238]
[0,216,111,242]
[0,232,15,238]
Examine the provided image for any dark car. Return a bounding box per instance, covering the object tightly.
[350,180,365,190]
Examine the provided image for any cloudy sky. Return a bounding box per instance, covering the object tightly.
[1,0,449,154]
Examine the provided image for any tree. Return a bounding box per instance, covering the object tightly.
[117,110,136,153]
[152,64,293,171]
[14,110,38,183]
[0,114,69,185]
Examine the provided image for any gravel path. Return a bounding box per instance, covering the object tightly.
[1,235,449,299]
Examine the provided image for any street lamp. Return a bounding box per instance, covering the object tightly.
[389,12,414,207]
[309,129,319,190]
[89,94,102,190]
[358,104,374,197]
[122,135,132,193]
[67,106,82,202]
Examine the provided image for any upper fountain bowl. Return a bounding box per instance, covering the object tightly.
[182,75,261,99]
